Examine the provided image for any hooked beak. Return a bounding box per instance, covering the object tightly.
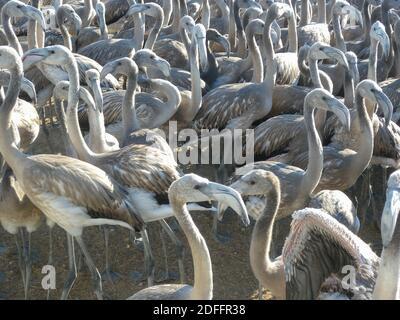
[323,47,349,70]
[21,77,37,105]
[381,187,400,247]
[377,30,390,58]
[71,14,82,36]
[127,4,148,15]
[217,35,231,58]
[156,57,171,77]
[374,90,393,126]
[79,86,96,112]
[200,182,250,227]
[100,63,116,80]
[327,97,351,131]
[23,6,46,31]
[22,48,50,71]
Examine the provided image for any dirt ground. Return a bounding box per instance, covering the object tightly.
[0,125,384,300]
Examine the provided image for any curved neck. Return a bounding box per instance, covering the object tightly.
[0,63,27,172]
[171,198,213,299]
[60,24,73,51]
[261,12,276,101]
[247,29,263,83]
[2,12,23,56]
[163,0,173,27]
[363,0,370,39]
[82,0,94,27]
[287,11,298,53]
[65,60,96,162]
[151,81,180,125]
[302,102,323,196]
[309,58,328,135]
[250,183,281,284]
[145,12,164,50]
[171,0,181,32]
[317,0,326,24]
[190,37,203,121]
[333,12,346,52]
[133,13,145,50]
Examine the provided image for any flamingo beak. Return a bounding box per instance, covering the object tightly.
[374,90,393,127]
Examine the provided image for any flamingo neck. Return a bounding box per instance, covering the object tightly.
[333,13,346,52]
[351,92,374,171]
[64,60,96,162]
[287,11,298,53]
[248,29,263,83]
[300,0,311,27]
[317,0,326,24]
[163,0,173,27]
[302,103,323,196]
[250,183,281,283]
[88,81,109,153]
[0,62,27,174]
[82,0,94,27]
[133,13,145,50]
[170,198,213,299]
[189,37,203,121]
[2,12,23,56]
[145,11,164,50]
[202,0,210,30]
[98,8,109,40]
[122,73,140,145]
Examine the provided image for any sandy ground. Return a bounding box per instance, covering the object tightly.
[0,125,384,300]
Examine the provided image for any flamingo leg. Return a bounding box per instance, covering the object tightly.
[101,227,122,284]
[140,229,155,287]
[60,234,77,300]
[23,231,32,300]
[75,235,103,300]
[14,233,26,291]
[158,219,185,283]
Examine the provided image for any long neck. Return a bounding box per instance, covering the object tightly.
[88,81,109,153]
[351,92,374,170]
[262,13,276,95]
[317,0,326,24]
[60,24,73,51]
[300,0,311,27]
[309,57,327,134]
[333,12,346,52]
[122,71,140,144]
[228,0,236,51]
[151,81,180,125]
[248,29,263,83]
[344,68,355,108]
[133,13,145,50]
[216,0,229,32]
[250,185,281,285]
[190,38,203,121]
[0,63,27,173]
[368,38,378,82]
[287,11,298,53]
[65,61,96,162]
[234,1,247,58]
[171,0,181,32]
[163,0,173,27]
[373,219,400,299]
[82,0,94,27]
[171,198,213,299]
[202,0,210,30]
[362,0,370,39]
[2,12,23,56]
[301,103,323,196]
[145,12,163,50]
[98,9,109,39]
